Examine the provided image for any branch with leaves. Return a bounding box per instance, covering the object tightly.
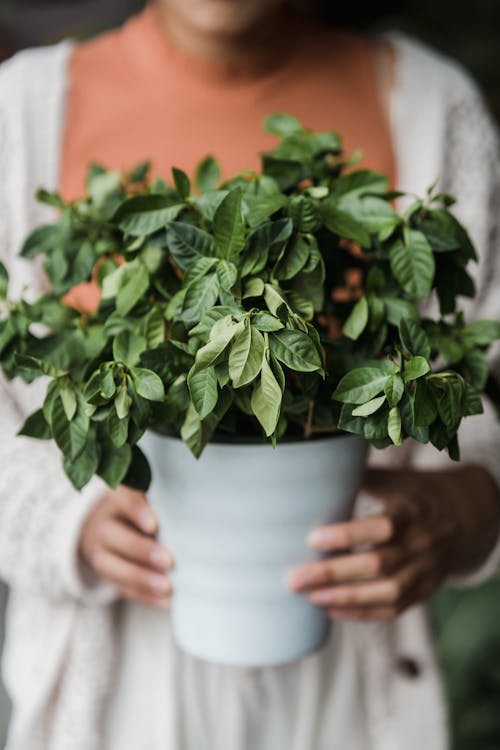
[0,113,498,491]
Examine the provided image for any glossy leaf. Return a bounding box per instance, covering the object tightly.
[213,189,245,259]
[188,366,218,419]
[270,329,323,373]
[251,355,282,436]
[390,229,435,300]
[343,296,369,340]
[229,323,265,387]
[333,367,392,404]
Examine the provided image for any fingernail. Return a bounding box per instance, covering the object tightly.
[310,589,336,605]
[288,569,313,590]
[140,509,157,534]
[150,547,172,570]
[149,575,171,595]
[307,528,332,549]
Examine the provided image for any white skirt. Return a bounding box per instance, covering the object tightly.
[105,601,371,750]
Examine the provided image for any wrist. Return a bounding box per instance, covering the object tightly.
[445,465,500,577]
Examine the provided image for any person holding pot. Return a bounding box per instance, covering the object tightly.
[0,0,499,748]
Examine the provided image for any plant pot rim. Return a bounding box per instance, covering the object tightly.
[148,424,360,448]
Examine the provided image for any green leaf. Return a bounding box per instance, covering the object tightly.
[264,284,289,317]
[193,316,241,371]
[270,329,323,373]
[98,442,132,489]
[243,277,265,299]
[50,392,89,460]
[384,374,405,407]
[463,384,483,416]
[333,367,392,404]
[251,311,284,332]
[63,434,100,490]
[15,354,67,379]
[188,306,236,340]
[229,323,265,387]
[217,260,238,290]
[389,229,435,300]
[181,273,220,326]
[109,409,129,447]
[115,195,183,236]
[59,379,77,421]
[172,167,191,199]
[113,331,147,367]
[387,406,402,445]
[180,402,215,458]
[213,189,245,259]
[333,170,388,198]
[101,370,116,399]
[263,113,303,137]
[116,261,149,315]
[462,349,488,390]
[286,290,314,321]
[461,320,500,347]
[188,366,218,419]
[399,319,431,359]
[132,368,165,401]
[18,409,51,440]
[36,188,65,209]
[434,376,464,430]
[343,296,369,340]
[115,384,132,419]
[145,309,165,348]
[383,297,419,327]
[251,355,282,436]
[0,261,8,298]
[274,235,310,280]
[244,193,288,228]
[403,356,430,383]
[195,156,221,193]
[166,222,216,270]
[413,380,438,427]
[352,395,386,417]
[320,201,370,247]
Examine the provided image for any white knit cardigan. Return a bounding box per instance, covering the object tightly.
[0,31,499,750]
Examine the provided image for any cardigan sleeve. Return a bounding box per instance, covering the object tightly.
[0,51,116,605]
[0,374,117,603]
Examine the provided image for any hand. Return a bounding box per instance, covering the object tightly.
[79,485,174,608]
[288,466,500,621]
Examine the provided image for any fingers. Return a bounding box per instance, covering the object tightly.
[107,486,159,536]
[93,549,172,607]
[99,518,173,572]
[310,559,434,622]
[288,546,402,591]
[307,514,395,553]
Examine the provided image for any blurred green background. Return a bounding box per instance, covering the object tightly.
[0,2,498,748]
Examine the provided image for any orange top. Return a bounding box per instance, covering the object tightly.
[60,5,395,198]
[60,5,395,310]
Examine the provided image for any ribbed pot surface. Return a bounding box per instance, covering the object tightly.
[141,431,368,666]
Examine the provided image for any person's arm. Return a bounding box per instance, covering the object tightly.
[289,55,500,619]
[0,372,119,603]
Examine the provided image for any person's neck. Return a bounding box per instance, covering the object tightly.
[152,3,283,62]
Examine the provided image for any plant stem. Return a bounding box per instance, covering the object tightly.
[304,400,315,440]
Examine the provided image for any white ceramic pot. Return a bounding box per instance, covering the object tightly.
[140,431,368,667]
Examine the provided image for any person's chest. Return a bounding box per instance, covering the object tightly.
[60,19,395,200]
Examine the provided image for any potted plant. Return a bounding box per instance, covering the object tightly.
[0,113,498,666]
